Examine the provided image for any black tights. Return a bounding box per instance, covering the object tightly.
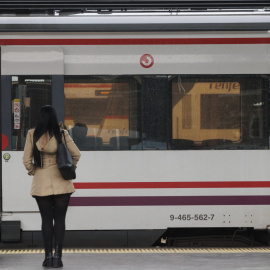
[35,194,71,247]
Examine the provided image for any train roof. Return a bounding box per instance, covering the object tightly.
[0,0,270,32]
[0,0,270,11]
[1,11,270,32]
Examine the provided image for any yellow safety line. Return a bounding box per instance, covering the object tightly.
[1,247,270,254]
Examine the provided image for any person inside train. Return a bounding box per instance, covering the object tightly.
[22,105,81,268]
[71,123,88,150]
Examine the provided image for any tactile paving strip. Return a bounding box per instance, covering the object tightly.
[1,248,270,254]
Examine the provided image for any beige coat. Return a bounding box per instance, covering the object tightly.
[23,129,81,196]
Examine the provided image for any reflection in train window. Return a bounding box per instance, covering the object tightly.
[200,94,241,130]
[64,76,141,150]
[171,76,268,149]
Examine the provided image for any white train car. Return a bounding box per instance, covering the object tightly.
[1,3,270,247]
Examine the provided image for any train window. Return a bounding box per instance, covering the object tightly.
[171,75,268,150]
[10,74,267,152]
[11,76,52,150]
[64,76,141,150]
[140,76,168,150]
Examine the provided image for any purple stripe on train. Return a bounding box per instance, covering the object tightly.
[69,196,270,206]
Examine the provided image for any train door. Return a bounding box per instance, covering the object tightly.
[1,46,64,229]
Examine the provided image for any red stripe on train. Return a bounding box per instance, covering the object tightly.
[73,181,270,189]
[1,38,270,45]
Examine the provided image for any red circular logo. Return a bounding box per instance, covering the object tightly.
[140,54,154,68]
[2,134,8,150]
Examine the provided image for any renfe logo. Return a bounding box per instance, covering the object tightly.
[140,54,154,68]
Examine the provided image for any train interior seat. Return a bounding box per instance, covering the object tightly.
[201,139,234,149]
[69,127,103,150]
[83,136,103,150]
[109,136,130,150]
[168,139,195,150]
[73,136,103,150]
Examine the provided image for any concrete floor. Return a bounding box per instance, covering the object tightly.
[0,252,270,270]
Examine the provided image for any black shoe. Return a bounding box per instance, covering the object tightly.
[42,243,53,267]
[53,242,63,268]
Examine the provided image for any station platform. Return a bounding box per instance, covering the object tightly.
[0,247,270,270]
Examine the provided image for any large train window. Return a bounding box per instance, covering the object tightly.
[171,75,268,150]
[11,76,52,150]
[64,76,141,150]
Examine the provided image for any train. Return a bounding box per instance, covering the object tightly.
[1,2,270,248]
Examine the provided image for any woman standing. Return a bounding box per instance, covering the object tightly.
[23,105,81,268]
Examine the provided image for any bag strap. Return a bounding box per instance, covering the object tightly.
[61,129,67,145]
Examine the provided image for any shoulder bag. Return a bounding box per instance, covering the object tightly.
[57,130,76,180]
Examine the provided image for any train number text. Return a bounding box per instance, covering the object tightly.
[170,214,215,221]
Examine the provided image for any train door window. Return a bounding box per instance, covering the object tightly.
[141,76,168,150]
[64,76,141,150]
[11,76,52,150]
[171,75,268,150]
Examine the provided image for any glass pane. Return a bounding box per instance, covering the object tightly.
[141,76,168,150]
[171,76,268,149]
[201,94,240,129]
[64,76,141,150]
[11,76,52,150]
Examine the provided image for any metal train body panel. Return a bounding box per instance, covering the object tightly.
[2,151,270,229]
[1,14,270,232]
[1,32,270,75]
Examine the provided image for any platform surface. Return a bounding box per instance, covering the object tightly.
[0,248,270,270]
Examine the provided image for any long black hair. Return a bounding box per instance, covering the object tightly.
[33,105,61,167]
